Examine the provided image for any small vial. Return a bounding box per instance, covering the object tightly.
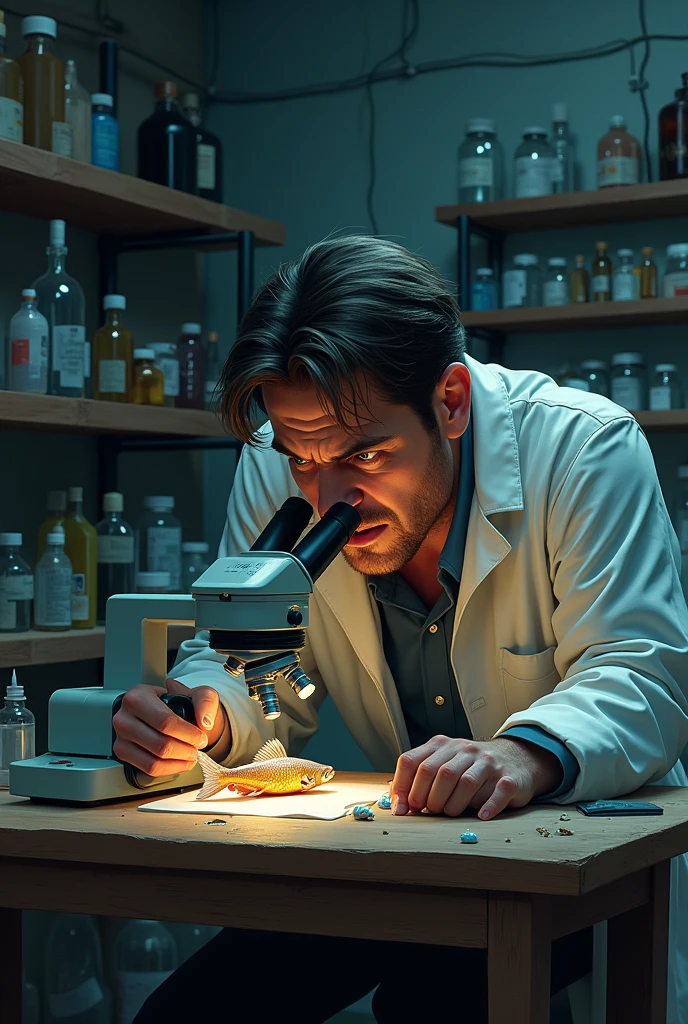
[592,242,612,302]
[34,528,73,631]
[0,671,35,787]
[612,249,637,301]
[0,533,33,633]
[650,363,684,410]
[181,542,210,593]
[91,92,119,170]
[570,255,589,304]
[130,348,164,406]
[471,267,498,310]
[135,571,172,594]
[543,257,569,307]
[640,247,658,299]
[580,360,610,397]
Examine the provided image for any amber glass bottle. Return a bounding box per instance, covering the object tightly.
[659,73,688,180]
[130,349,164,405]
[16,17,71,154]
[592,242,612,302]
[93,295,133,402]
[640,247,658,299]
[570,255,589,304]
[0,11,24,142]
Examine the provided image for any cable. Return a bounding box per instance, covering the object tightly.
[637,0,653,182]
[208,0,221,95]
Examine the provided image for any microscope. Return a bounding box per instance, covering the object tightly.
[9,498,360,804]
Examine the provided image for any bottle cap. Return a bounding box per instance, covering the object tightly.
[611,352,644,366]
[49,220,66,247]
[47,490,67,513]
[617,248,634,257]
[7,670,25,700]
[0,533,22,546]
[181,92,201,110]
[90,93,113,107]
[103,294,126,310]
[182,542,210,553]
[154,80,177,99]
[21,289,36,300]
[181,322,202,335]
[666,243,688,259]
[548,257,567,267]
[134,348,155,359]
[552,102,568,122]
[476,267,493,276]
[47,529,65,544]
[679,466,688,479]
[144,495,175,511]
[595,241,608,251]
[523,125,547,136]
[103,492,124,513]
[22,16,57,38]
[655,363,677,372]
[466,118,495,134]
[609,115,626,128]
[68,486,83,502]
[580,360,607,370]
[136,571,171,590]
[514,254,538,267]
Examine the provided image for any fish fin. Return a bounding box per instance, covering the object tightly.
[252,738,287,762]
[195,750,228,801]
[229,783,261,795]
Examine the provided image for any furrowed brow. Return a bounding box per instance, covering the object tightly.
[271,434,396,463]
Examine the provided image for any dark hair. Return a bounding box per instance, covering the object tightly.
[220,235,466,444]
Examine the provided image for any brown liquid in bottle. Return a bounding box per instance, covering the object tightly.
[0,11,24,142]
[659,73,688,180]
[16,20,70,154]
[570,255,589,304]
[640,247,658,299]
[592,242,612,302]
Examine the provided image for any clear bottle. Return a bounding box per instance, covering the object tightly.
[597,115,641,188]
[205,330,222,409]
[659,72,688,181]
[150,342,179,408]
[32,220,86,398]
[610,352,647,410]
[640,247,658,298]
[513,127,555,198]
[136,497,182,593]
[137,80,197,193]
[551,103,574,193]
[0,533,33,633]
[502,253,541,308]
[650,363,684,410]
[93,295,133,402]
[130,348,164,405]
[177,322,206,409]
[37,490,66,560]
[676,466,688,597]
[612,249,637,301]
[457,118,504,203]
[16,16,72,155]
[91,92,119,171]
[181,542,210,592]
[181,92,223,203]
[579,359,610,397]
[0,671,34,787]
[543,257,569,306]
[592,242,612,302]
[114,919,177,1024]
[96,492,134,624]
[663,243,688,297]
[570,255,589,304]
[34,527,72,632]
[0,10,24,143]
[44,914,109,1024]
[471,268,498,311]
[135,571,171,594]
[9,288,48,394]
[64,60,91,163]
[63,487,97,629]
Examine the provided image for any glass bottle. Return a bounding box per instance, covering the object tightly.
[136,497,182,593]
[37,490,66,560]
[205,330,222,409]
[471,267,498,311]
[64,59,91,163]
[0,672,34,787]
[181,542,210,592]
[16,16,72,155]
[114,920,177,1024]
[551,103,574,193]
[570,255,589,303]
[63,486,97,629]
[9,288,48,394]
[91,92,119,171]
[150,342,179,408]
[44,914,109,1024]
[0,10,24,143]
[610,352,647,410]
[513,127,555,198]
[0,533,33,633]
[592,242,612,302]
[93,295,133,402]
[612,249,637,301]
[130,349,164,405]
[457,118,504,203]
[181,92,223,203]
[543,257,569,306]
[96,492,135,624]
[135,571,171,594]
[34,527,72,632]
[32,220,86,398]
[579,360,609,397]
[663,243,688,297]
[137,80,197,193]
[649,363,683,410]
[640,247,658,298]
[177,322,206,409]
[502,254,541,308]
[659,72,688,181]
[597,115,640,188]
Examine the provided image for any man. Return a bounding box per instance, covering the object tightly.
[117,236,688,1023]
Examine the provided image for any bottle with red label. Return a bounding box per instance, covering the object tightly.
[9,288,48,394]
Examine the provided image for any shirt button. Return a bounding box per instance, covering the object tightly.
[428,624,438,634]
[435,695,445,706]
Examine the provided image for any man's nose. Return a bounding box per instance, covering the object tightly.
[316,469,363,519]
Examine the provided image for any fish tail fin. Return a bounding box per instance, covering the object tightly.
[195,750,228,801]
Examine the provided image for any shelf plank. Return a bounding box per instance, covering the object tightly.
[0,140,285,247]
[461,297,688,334]
[0,625,196,668]
[634,410,688,431]
[436,178,688,232]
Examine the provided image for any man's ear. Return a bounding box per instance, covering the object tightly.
[435,362,471,439]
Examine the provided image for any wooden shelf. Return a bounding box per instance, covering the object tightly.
[461,297,688,334]
[436,178,688,233]
[634,410,688,431]
[0,139,285,247]
[0,625,195,668]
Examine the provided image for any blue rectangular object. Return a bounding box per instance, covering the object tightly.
[577,799,663,816]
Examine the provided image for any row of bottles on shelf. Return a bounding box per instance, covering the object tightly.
[0,13,222,200]
[556,354,684,412]
[471,242,688,310]
[0,219,222,408]
[458,72,688,202]
[0,490,211,633]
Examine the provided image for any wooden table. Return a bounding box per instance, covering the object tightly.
[1,778,688,1024]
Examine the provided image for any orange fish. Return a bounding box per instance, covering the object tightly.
[195,738,335,800]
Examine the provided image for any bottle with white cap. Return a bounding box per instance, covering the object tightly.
[0,533,33,633]
[543,257,570,306]
[8,288,48,394]
[551,103,574,194]
[93,294,133,402]
[131,348,164,405]
[177,322,206,409]
[181,542,210,593]
[650,363,684,411]
[597,115,641,188]
[96,492,134,624]
[136,497,182,593]
[34,525,73,631]
[513,127,555,198]
[0,670,35,788]
[0,10,24,144]
[32,219,87,398]
[63,486,97,628]
[91,92,119,170]
[457,118,504,203]
[16,16,72,155]
[612,249,638,301]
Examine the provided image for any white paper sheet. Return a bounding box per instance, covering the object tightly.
[138,780,390,821]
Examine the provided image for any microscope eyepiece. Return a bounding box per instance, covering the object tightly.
[250,496,313,553]
[291,502,361,582]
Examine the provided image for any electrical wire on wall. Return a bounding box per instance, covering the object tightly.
[636,0,653,182]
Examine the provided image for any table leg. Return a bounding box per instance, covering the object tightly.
[606,860,670,1024]
[0,907,22,1024]
[487,893,551,1024]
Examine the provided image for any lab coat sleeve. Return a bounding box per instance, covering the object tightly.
[172,440,327,767]
[494,416,688,802]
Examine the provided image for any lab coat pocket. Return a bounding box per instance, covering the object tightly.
[500,646,560,714]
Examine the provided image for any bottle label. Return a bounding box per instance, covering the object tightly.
[12,332,48,382]
[116,970,173,1024]
[592,274,610,295]
[597,156,639,187]
[51,121,74,157]
[515,156,552,198]
[0,97,23,143]
[458,157,493,189]
[71,574,89,621]
[92,117,119,171]
[49,977,104,1018]
[35,566,72,627]
[197,143,217,190]
[612,273,636,301]
[650,386,673,411]
[147,526,182,590]
[98,535,134,564]
[0,600,16,629]
[0,575,34,601]
[502,268,527,307]
[53,325,86,389]
[157,356,180,397]
[543,280,569,307]
[611,376,643,411]
[11,338,29,366]
[98,359,127,394]
[664,272,688,298]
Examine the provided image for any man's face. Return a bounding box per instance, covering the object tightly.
[262,369,469,576]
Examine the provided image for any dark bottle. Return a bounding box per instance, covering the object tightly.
[177,321,206,409]
[659,72,688,180]
[137,80,197,193]
[181,92,223,203]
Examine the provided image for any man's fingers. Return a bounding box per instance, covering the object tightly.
[433,755,496,817]
[113,736,197,777]
[113,709,202,764]
[391,740,443,814]
[119,685,208,748]
[409,749,472,814]
[190,686,220,733]
[477,775,519,821]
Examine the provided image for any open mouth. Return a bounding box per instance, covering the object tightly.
[346,524,387,547]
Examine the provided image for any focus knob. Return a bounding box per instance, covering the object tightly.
[287,606,303,626]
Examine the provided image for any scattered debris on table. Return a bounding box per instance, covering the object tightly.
[559,813,571,821]
[377,793,392,810]
[204,819,229,826]
[383,830,389,835]
[536,827,551,837]
[460,830,478,844]
[555,827,574,836]
[353,805,375,821]
[505,838,512,843]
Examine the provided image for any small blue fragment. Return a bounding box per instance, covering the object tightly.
[460,830,478,844]
[377,793,392,809]
[353,805,375,820]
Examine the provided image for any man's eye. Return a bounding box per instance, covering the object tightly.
[290,457,310,468]
[355,451,380,464]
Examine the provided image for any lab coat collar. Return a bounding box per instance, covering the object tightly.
[464,355,524,516]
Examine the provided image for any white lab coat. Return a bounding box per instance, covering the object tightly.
[174,355,688,1023]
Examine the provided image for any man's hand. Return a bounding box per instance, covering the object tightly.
[391,735,563,820]
[112,678,229,777]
